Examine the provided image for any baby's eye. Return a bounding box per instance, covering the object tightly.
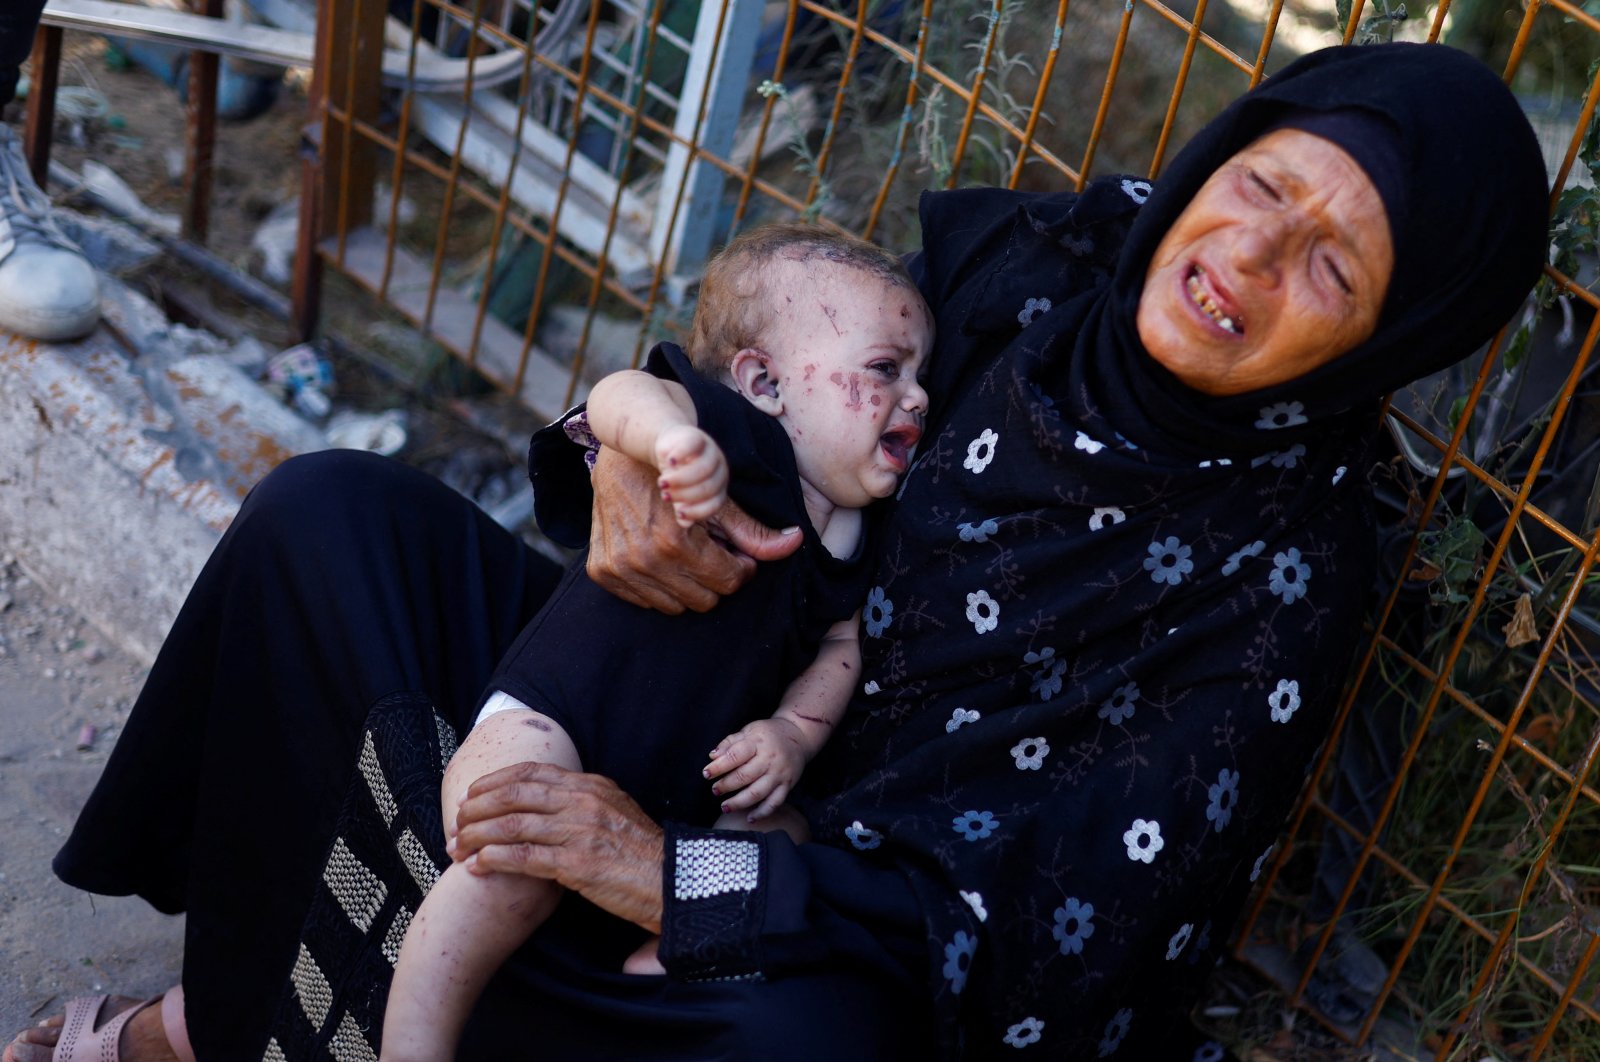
[870,360,901,379]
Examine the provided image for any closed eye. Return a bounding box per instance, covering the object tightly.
[870,359,901,379]
[1325,256,1353,296]
[1248,169,1281,202]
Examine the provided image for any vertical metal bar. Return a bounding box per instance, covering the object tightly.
[1004,0,1071,189]
[420,0,487,338]
[946,0,1003,188]
[1148,0,1210,178]
[1077,0,1136,191]
[730,0,802,231]
[1525,930,1600,1060]
[23,25,61,188]
[322,0,385,248]
[804,0,869,206]
[1249,0,1285,89]
[378,0,428,303]
[183,0,224,243]
[648,0,765,280]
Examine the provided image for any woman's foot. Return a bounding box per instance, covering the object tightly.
[4,993,184,1062]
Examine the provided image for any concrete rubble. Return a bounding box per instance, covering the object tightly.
[0,206,330,664]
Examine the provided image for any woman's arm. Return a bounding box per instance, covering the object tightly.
[450,762,926,984]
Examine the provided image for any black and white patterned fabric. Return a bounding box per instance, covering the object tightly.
[262,692,456,1060]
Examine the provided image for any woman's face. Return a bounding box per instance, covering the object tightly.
[1135,128,1394,396]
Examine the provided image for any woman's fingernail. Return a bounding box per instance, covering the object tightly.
[780,525,801,535]
[446,837,456,854]
[721,804,730,813]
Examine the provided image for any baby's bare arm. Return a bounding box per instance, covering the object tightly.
[587,371,728,526]
[442,705,581,839]
[705,611,861,819]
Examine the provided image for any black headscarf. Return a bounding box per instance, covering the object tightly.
[802,44,1547,1059]
[1094,41,1548,455]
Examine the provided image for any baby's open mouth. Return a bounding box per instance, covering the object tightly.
[880,425,921,471]
[1187,265,1244,336]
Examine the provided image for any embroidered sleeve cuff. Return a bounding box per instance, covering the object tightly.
[658,824,767,982]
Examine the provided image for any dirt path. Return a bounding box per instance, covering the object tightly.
[0,554,183,1043]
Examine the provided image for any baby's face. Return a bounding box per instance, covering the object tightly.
[760,262,933,509]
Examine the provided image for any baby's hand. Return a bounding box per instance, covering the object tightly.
[654,425,729,527]
[704,718,807,821]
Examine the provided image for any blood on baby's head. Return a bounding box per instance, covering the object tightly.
[686,222,922,378]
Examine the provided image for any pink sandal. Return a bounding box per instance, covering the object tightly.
[18,987,195,1062]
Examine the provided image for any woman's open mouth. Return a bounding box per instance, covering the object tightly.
[1186,265,1244,336]
[880,425,921,473]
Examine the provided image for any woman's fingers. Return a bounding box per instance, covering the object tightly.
[454,761,666,932]
[588,449,755,613]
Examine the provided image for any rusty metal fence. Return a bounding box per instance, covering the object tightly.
[299,0,1600,1057]
[22,0,1600,1055]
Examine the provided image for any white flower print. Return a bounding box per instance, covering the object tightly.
[1051,897,1095,955]
[1255,400,1308,430]
[958,518,1000,543]
[946,707,981,732]
[1194,1042,1226,1062]
[845,821,882,850]
[964,429,999,474]
[1269,548,1312,603]
[1098,681,1140,725]
[1018,297,1052,326]
[1166,922,1193,960]
[863,680,881,695]
[1121,178,1153,203]
[966,590,1000,634]
[1098,1008,1132,1056]
[1250,843,1278,883]
[1221,540,1265,577]
[1004,1016,1045,1049]
[952,810,999,841]
[1123,819,1164,863]
[1074,430,1106,454]
[1272,443,1308,468]
[863,586,893,638]
[1197,458,1232,468]
[1268,678,1301,724]
[961,890,988,922]
[1206,768,1240,832]
[1088,506,1126,531]
[1333,465,1348,485]
[1010,736,1050,770]
[943,930,977,994]
[1025,647,1067,700]
[1143,536,1194,586]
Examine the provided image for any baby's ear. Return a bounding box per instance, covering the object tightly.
[730,348,784,415]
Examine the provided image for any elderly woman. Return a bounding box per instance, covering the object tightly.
[8,42,1544,1062]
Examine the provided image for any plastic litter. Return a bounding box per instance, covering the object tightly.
[76,725,98,751]
[325,409,408,456]
[266,342,335,420]
[78,160,181,237]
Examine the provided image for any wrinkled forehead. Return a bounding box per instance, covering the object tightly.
[1232,128,1394,266]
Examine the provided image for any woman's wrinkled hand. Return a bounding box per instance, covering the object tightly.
[449,761,667,933]
[587,446,802,614]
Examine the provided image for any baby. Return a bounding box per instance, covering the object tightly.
[381,223,933,1061]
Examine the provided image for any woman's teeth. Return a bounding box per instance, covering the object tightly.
[1187,268,1240,334]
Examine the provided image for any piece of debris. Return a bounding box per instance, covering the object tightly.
[1502,592,1539,648]
[78,160,181,237]
[76,725,98,752]
[326,409,408,457]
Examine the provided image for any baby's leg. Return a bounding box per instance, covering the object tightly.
[381,708,580,1062]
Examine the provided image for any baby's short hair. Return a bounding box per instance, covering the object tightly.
[686,222,919,376]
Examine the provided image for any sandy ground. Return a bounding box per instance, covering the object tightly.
[0,555,184,1045]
